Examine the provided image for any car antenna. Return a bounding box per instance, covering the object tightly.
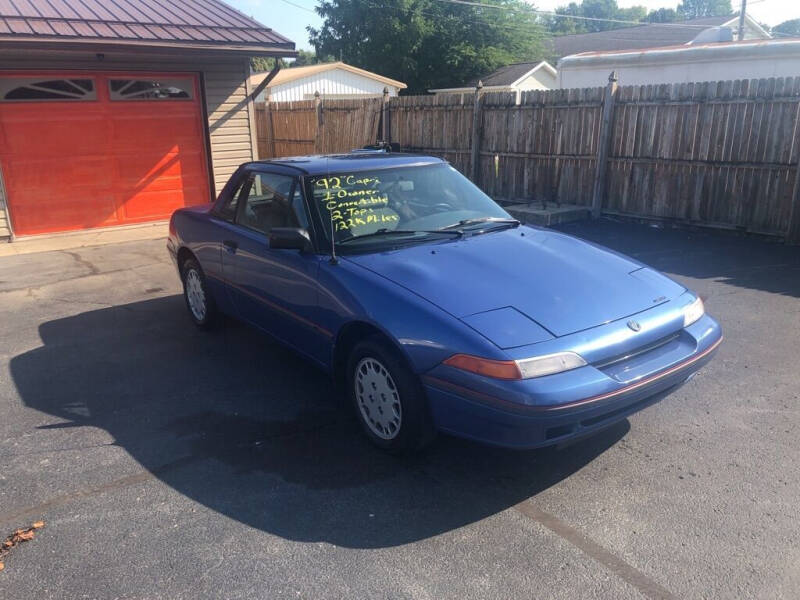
[325,155,338,265]
[328,213,338,265]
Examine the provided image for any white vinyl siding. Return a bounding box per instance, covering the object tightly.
[558,42,800,89]
[516,70,558,92]
[263,67,401,102]
[204,63,255,193]
[0,49,255,238]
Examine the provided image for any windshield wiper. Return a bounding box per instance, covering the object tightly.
[439,217,520,231]
[337,228,462,245]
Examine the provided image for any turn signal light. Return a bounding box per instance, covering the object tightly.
[443,354,522,380]
[443,351,588,380]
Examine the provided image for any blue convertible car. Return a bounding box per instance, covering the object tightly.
[168,153,722,452]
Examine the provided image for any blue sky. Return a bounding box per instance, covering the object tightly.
[228,0,800,53]
[228,0,322,50]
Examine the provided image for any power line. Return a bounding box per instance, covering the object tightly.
[434,0,792,36]
[432,0,715,29]
[278,0,555,49]
[280,0,675,37]
[275,0,316,13]
[276,0,799,41]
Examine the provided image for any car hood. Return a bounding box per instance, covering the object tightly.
[344,227,685,344]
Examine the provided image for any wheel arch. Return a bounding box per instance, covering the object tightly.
[176,246,198,274]
[332,320,413,392]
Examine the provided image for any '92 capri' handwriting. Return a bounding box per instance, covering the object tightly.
[315,175,399,233]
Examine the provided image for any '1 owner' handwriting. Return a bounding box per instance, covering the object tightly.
[316,175,399,232]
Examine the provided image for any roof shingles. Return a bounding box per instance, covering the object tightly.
[549,16,733,59]
[0,0,294,51]
[465,61,545,88]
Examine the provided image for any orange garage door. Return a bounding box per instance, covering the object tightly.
[0,72,211,236]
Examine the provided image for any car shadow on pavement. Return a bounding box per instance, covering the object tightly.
[556,219,800,298]
[10,295,627,549]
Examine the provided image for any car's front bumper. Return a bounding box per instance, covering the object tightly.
[422,315,722,449]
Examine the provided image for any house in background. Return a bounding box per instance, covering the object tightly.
[429,61,557,98]
[559,39,800,89]
[0,0,295,240]
[549,14,771,62]
[249,62,406,102]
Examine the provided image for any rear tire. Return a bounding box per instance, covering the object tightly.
[181,257,217,330]
[347,337,436,453]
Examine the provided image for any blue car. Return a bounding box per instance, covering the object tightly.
[168,153,722,453]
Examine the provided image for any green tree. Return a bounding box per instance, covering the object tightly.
[543,3,584,35]
[251,50,336,73]
[580,0,623,32]
[772,18,800,37]
[544,0,730,37]
[677,0,732,19]
[616,5,647,25]
[544,0,650,35]
[292,48,336,67]
[308,0,547,94]
[250,56,286,72]
[647,7,679,23]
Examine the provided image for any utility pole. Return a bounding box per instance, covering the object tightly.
[737,0,747,41]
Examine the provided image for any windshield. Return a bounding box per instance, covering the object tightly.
[307,163,511,248]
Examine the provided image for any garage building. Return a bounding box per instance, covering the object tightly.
[0,0,295,240]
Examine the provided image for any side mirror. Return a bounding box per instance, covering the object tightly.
[269,227,313,252]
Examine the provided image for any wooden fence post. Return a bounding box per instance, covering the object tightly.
[591,71,618,218]
[314,90,324,153]
[788,162,800,244]
[470,81,484,184]
[265,99,276,159]
[381,86,390,144]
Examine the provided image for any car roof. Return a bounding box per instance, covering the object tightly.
[248,153,446,175]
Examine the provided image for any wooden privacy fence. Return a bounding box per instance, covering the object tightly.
[255,76,800,242]
[605,77,800,239]
[255,94,382,159]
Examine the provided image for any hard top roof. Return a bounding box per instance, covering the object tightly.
[251,153,446,176]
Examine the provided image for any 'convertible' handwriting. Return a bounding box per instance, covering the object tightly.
[316,174,396,232]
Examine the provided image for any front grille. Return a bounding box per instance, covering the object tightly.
[593,332,680,370]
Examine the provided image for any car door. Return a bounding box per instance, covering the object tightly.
[223,169,327,364]
[200,171,250,315]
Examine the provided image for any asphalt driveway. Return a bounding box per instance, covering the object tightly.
[0,219,798,599]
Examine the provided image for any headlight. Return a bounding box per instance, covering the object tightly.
[516,352,587,379]
[683,296,705,327]
[443,351,586,380]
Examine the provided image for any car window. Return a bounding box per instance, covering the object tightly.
[238,173,301,235]
[217,178,247,223]
[308,163,509,246]
[290,185,310,230]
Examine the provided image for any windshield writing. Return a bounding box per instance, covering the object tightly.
[309,164,510,247]
[316,175,399,233]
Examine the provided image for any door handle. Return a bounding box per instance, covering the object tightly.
[223,240,238,253]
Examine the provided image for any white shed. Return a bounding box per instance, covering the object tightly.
[250,62,406,102]
[429,61,558,99]
[558,39,800,90]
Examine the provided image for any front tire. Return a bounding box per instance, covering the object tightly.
[181,257,217,329]
[347,337,436,453]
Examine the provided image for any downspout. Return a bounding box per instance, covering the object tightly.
[246,58,282,161]
[250,59,282,102]
[0,161,14,242]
